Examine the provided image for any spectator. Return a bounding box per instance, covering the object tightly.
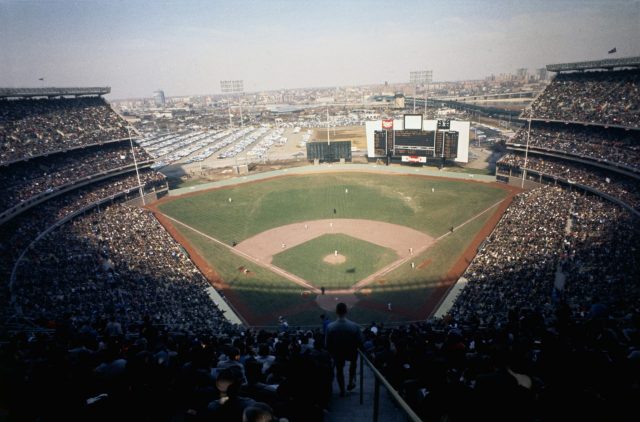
[207,368,256,420]
[325,302,363,396]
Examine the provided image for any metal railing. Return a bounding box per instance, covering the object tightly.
[358,349,422,422]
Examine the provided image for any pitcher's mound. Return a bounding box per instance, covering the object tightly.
[323,254,346,264]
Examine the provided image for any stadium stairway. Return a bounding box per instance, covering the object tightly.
[325,361,407,422]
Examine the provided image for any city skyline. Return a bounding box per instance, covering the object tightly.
[1,0,639,99]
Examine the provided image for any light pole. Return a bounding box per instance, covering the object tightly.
[126,126,146,205]
[424,82,429,117]
[410,70,432,115]
[521,117,532,189]
[326,107,330,145]
[220,80,244,129]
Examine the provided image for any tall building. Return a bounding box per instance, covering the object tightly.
[516,68,528,81]
[153,90,166,107]
[536,68,548,81]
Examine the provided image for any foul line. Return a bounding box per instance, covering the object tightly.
[436,197,507,242]
[350,196,508,293]
[157,213,321,293]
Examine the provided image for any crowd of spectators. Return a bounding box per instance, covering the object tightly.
[452,186,638,321]
[0,142,152,214]
[0,97,130,165]
[2,186,638,421]
[509,122,640,171]
[362,186,639,421]
[1,312,333,420]
[13,205,227,332]
[0,170,166,306]
[522,68,640,128]
[497,153,640,209]
[1,180,638,420]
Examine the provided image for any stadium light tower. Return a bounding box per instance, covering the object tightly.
[126,126,146,205]
[220,80,244,128]
[326,107,331,145]
[409,70,432,114]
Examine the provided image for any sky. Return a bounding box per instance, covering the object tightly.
[1,0,639,99]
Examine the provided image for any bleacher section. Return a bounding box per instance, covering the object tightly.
[521,68,640,128]
[508,122,640,173]
[1,96,129,165]
[0,91,169,318]
[500,60,640,218]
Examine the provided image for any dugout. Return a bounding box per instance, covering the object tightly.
[306,141,352,162]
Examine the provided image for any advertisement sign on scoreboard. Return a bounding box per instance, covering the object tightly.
[401,156,426,163]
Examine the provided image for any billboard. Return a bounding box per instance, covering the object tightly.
[401,156,427,163]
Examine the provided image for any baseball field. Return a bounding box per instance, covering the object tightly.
[150,171,515,326]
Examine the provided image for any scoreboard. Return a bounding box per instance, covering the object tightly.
[366,116,469,164]
[394,130,436,147]
[373,128,457,161]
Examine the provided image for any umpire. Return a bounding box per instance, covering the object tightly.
[325,302,363,396]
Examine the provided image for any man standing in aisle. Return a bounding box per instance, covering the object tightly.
[325,302,363,396]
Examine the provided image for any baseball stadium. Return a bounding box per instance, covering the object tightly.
[2,1,640,421]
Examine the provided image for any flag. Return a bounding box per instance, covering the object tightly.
[608,47,617,54]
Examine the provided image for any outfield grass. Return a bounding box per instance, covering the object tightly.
[158,173,506,244]
[271,234,397,289]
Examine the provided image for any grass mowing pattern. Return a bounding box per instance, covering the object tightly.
[271,234,397,290]
[158,173,507,244]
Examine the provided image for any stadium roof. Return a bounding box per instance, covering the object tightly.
[0,87,111,99]
[547,56,640,73]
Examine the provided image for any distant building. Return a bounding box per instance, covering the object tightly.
[516,68,528,81]
[394,92,405,109]
[536,68,548,81]
[153,90,166,107]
